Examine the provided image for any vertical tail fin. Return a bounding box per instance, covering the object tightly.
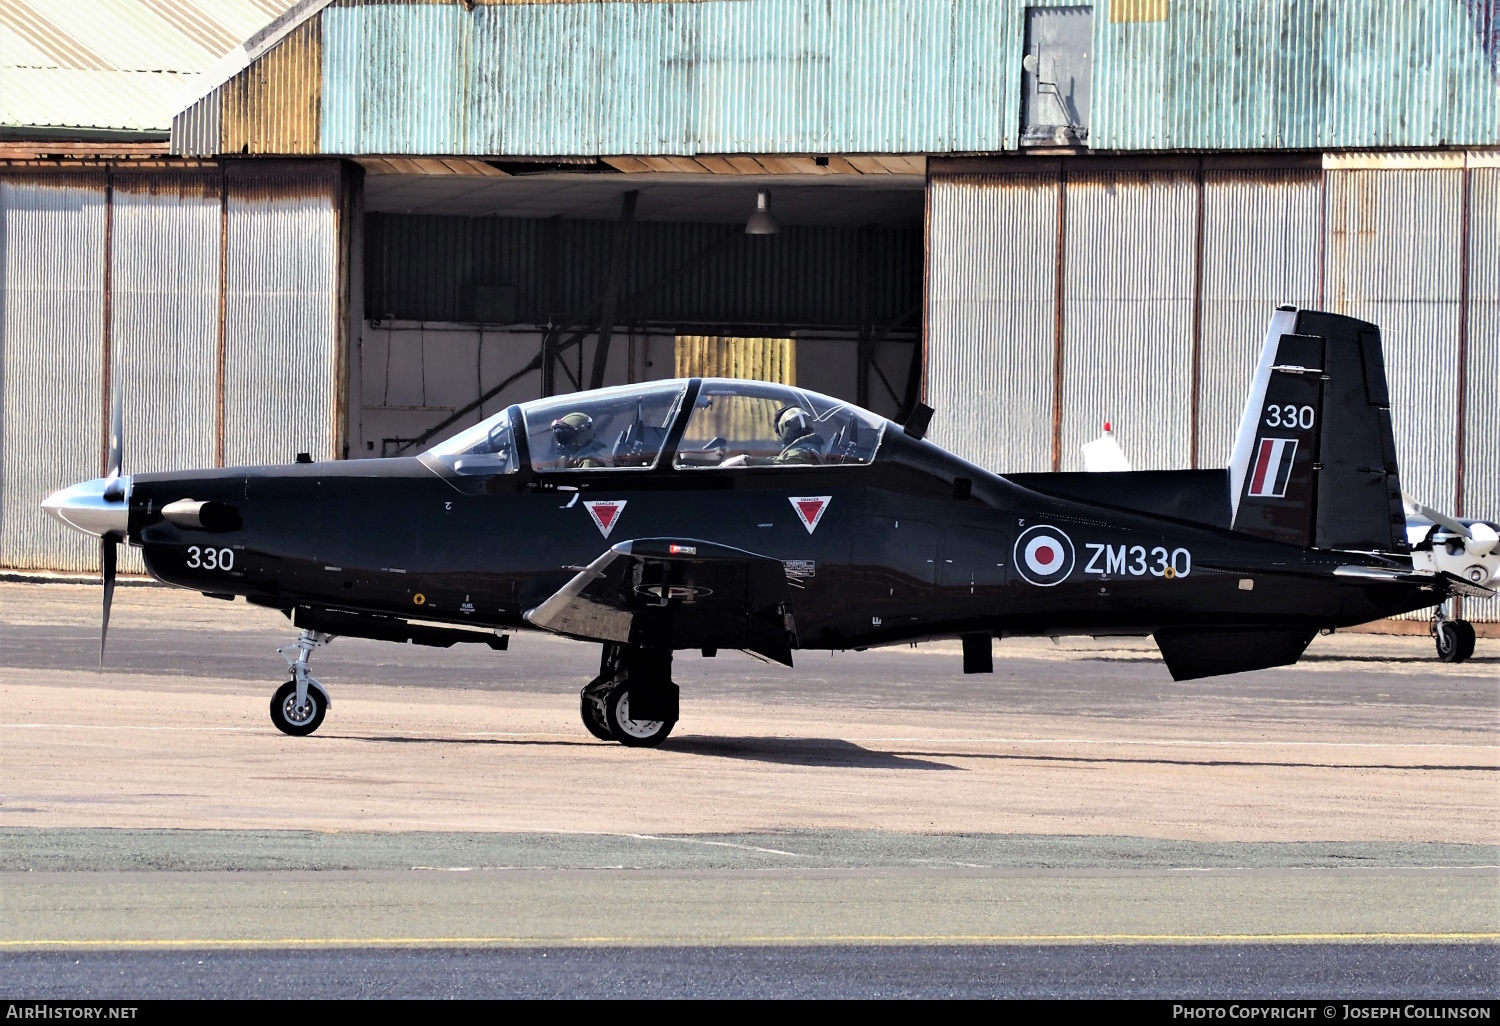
[1228,308,1406,553]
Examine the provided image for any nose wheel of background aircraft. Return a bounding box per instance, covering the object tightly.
[1434,617,1476,663]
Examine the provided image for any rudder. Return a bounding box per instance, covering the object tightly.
[1227,307,1406,553]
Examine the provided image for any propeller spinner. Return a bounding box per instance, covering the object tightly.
[39,382,129,665]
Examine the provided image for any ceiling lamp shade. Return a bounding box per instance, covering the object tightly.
[745,189,780,235]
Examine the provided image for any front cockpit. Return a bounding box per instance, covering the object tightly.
[423,378,887,478]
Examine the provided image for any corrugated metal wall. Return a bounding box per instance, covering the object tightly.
[110,174,223,575]
[927,155,1494,620]
[175,0,1499,158]
[1060,171,1197,472]
[174,85,224,160]
[1323,165,1464,524]
[1463,162,1499,623]
[1196,170,1321,467]
[316,0,1027,157]
[0,163,347,572]
[1095,0,1499,152]
[223,16,323,156]
[365,214,922,331]
[223,169,340,466]
[0,176,106,571]
[926,174,1057,473]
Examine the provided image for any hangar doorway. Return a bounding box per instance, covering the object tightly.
[352,164,925,459]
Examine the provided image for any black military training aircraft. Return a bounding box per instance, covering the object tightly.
[43,306,1496,747]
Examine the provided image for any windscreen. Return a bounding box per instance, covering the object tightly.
[424,409,518,476]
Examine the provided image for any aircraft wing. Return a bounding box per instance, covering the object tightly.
[523,538,797,665]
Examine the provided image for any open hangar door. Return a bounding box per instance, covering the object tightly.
[352,162,925,459]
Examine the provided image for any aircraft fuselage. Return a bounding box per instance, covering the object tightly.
[126,428,1434,652]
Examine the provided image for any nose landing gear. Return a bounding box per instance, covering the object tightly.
[579,643,678,747]
[271,629,333,735]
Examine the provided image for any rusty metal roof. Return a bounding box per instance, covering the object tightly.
[0,0,296,134]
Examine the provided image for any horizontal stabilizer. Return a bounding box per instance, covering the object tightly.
[524,538,796,664]
[1154,627,1316,681]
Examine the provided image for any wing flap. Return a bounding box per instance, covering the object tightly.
[524,538,797,665]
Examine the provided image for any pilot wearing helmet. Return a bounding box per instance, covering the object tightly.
[718,404,825,468]
[769,406,823,465]
[551,411,607,469]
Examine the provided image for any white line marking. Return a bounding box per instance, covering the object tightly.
[621,833,805,857]
[1,724,260,732]
[1168,866,1500,872]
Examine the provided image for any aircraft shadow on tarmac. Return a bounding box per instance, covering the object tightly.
[334,732,956,770]
[892,750,1498,773]
[340,734,584,749]
[660,736,958,770]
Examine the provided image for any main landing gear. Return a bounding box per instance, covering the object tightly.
[270,629,332,736]
[580,643,679,747]
[1432,602,1476,664]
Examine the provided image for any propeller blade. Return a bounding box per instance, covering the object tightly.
[100,537,117,667]
[1403,494,1473,540]
[107,379,122,479]
[102,380,125,502]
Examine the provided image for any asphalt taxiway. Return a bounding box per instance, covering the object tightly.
[5,943,1496,999]
[0,582,1495,997]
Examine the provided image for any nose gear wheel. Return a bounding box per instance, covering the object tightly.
[271,628,333,735]
[270,679,327,736]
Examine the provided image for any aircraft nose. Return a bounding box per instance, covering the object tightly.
[40,477,131,537]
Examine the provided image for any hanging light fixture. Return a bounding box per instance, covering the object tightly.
[745,189,780,235]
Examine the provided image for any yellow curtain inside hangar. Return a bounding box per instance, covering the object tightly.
[674,336,796,386]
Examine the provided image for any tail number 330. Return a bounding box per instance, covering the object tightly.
[186,545,235,571]
[1265,404,1315,430]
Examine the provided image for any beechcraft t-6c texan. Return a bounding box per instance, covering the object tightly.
[43,307,1498,747]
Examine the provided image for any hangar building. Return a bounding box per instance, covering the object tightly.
[1,0,1496,628]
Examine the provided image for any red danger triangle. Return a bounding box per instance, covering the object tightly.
[584,500,626,538]
[789,495,831,534]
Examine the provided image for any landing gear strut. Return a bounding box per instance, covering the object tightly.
[579,643,678,747]
[271,629,332,736]
[1432,601,1476,664]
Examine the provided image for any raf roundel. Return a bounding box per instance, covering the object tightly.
[1013,525,1076,587]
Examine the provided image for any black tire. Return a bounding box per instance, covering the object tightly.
[580,689,614,741]
[604,686,675,748]
[1435,620,1477,664]
[270,680,327,736]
